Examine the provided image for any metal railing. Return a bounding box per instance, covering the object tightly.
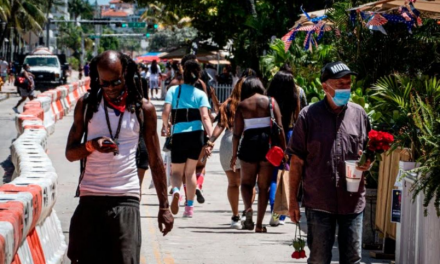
[213,83,233,103]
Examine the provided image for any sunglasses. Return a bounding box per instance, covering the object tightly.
[101,78,123,88]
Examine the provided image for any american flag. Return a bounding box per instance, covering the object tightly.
[366,14,388,27]
[281,29,295,52]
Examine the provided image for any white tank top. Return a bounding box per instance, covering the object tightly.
[80,99,140,198]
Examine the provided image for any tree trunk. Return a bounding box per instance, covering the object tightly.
[245,0,257,18]
[0,22,10,55]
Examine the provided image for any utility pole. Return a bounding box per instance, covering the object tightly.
[81,33,85,66]
[46,18,51,48]
[94,0,101,57]
[10,26,13,62]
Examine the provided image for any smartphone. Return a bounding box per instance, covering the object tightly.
[102,140,117,148]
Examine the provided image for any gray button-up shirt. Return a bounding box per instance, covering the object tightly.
[287,98,371,214]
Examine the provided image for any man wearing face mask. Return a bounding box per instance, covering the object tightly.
[287,62,372,263]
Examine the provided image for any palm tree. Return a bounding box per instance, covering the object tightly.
[0,0,10,22]
[68,0,92,23]
[0,0,46,50]
[141,2,192,31]
[44,0,67,17]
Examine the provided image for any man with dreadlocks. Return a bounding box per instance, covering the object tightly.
[65,51,173,264]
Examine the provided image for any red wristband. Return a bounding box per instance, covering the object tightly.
[85,141,95,153]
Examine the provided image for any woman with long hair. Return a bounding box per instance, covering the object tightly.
[162,59,213,218]
[205,69,257,229]
[148,60,161,99]
[231,77,286,232]
[266,68,308,226]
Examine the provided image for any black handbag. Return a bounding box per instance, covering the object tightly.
[162,85,181,152]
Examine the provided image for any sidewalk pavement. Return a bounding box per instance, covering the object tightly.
[48,99,391,264]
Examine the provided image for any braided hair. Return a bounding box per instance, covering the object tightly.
[87,51,143,118]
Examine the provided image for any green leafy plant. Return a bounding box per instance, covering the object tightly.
[407,90,440,216]
[371,75,440,160]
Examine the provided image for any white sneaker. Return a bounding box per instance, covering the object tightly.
[230,216,241,229]
[269,213,280,226]
[279,219,285,225]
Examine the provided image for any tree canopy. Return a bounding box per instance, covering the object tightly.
[136,0,331,70]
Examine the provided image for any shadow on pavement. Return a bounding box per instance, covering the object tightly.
[1,154,14,183]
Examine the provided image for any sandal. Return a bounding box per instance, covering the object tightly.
[255,226,267,233]
[241,209,255,230]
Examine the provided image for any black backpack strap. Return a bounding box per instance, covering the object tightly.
[75,92,91,197]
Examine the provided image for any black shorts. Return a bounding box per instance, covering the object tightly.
[238,127,270,163]
[136,136,149,170]
[67,196,141,264]
[171,130,204,163]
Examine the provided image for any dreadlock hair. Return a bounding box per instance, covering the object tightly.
[183,60,201,85]
[87,51,143,118]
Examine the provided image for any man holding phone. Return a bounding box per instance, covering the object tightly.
[65,51,173,264]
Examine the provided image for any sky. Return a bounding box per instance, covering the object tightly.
[89,0,110,5]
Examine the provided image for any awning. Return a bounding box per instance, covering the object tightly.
[208,59,230,65]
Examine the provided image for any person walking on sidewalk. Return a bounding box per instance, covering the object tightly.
[205,68,257,229]
[65,51,173,264]
[162,59,213,218]
[288,61,372,264]
[13,64,35,113]
[148,60,161,99]
[231,77,286,233]
[266,66,307,226]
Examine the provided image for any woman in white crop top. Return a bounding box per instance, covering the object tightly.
[231,77,286,233]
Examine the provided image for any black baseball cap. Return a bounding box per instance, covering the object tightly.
[320,61,358,83]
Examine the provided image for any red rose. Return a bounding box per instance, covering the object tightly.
[384,133,394,143]
[383,144,391,151]
[292,251,300,259]
[368,130,378,139]
[299,250,307,258]
[376,132,384,141]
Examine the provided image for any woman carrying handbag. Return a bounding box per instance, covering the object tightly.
[231,77,286,232]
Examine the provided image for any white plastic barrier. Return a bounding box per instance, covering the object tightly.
[2,78,90,263]
[35,96,54,135]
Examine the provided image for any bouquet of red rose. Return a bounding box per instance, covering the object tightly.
[358,130,394,166]
[291,223,307,259]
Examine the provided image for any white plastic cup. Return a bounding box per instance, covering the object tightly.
[345,160,363,192]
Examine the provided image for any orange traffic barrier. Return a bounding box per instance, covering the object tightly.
[0,184,43,230]
[27,229,46,264]
[0,205,24,253]
[11,254,22,264]
[0,233,5,264]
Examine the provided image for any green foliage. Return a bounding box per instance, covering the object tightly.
[328,1,440,86]
[407,89,440,216]
[149,27,198,51]
[138,0,330,70]
[370,75,440,159]
[68,0,93,22]
[100,28,120,52]
[68,56,79,70]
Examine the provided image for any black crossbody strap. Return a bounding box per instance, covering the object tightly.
[170,85,182,136]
